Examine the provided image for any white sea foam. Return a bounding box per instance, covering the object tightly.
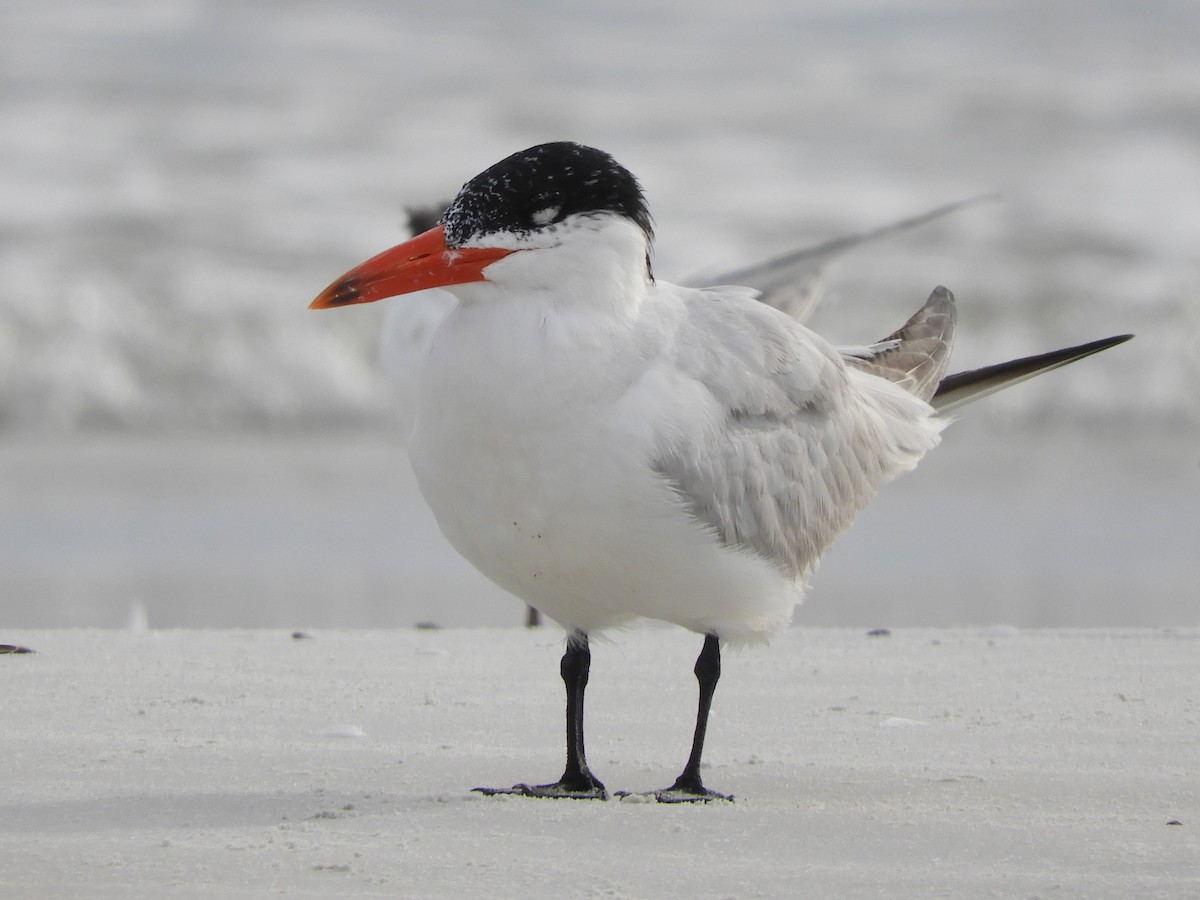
[1,1,1195,433]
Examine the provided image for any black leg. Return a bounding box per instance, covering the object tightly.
[655,634,732,802]
[475,630,607,800]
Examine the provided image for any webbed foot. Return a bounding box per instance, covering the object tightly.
[474,774,607,800]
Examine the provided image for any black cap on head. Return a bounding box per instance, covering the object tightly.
[442,143,654,252]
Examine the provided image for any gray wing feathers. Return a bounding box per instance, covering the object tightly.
[646,281,1128,584]
[843,286,957,402]
[650,294,942,581]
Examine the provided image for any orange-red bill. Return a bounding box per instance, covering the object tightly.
[309,224,514,309]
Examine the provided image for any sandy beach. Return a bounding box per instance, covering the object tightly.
[2,626,1196,898]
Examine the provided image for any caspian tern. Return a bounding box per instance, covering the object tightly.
[382,199,991,634]
[311,142,1131,802]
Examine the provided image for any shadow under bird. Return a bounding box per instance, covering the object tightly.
[310,142,1131,802]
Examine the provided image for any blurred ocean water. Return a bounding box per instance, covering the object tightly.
[1,1,1197,627]
[1,0,1196,431]
[2,426,1196,629]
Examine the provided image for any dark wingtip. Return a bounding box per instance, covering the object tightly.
[931,332,1134,413]
[1032,333,1134,359]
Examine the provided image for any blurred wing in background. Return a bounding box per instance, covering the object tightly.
[704,195,996,321]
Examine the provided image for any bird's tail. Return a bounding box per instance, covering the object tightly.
[843,286,957,402]
[845,287,1133,414]
[930,334,1134,415]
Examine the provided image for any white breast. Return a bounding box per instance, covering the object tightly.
[409,292,802,644]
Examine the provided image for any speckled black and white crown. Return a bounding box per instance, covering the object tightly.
[442,142,654,252]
